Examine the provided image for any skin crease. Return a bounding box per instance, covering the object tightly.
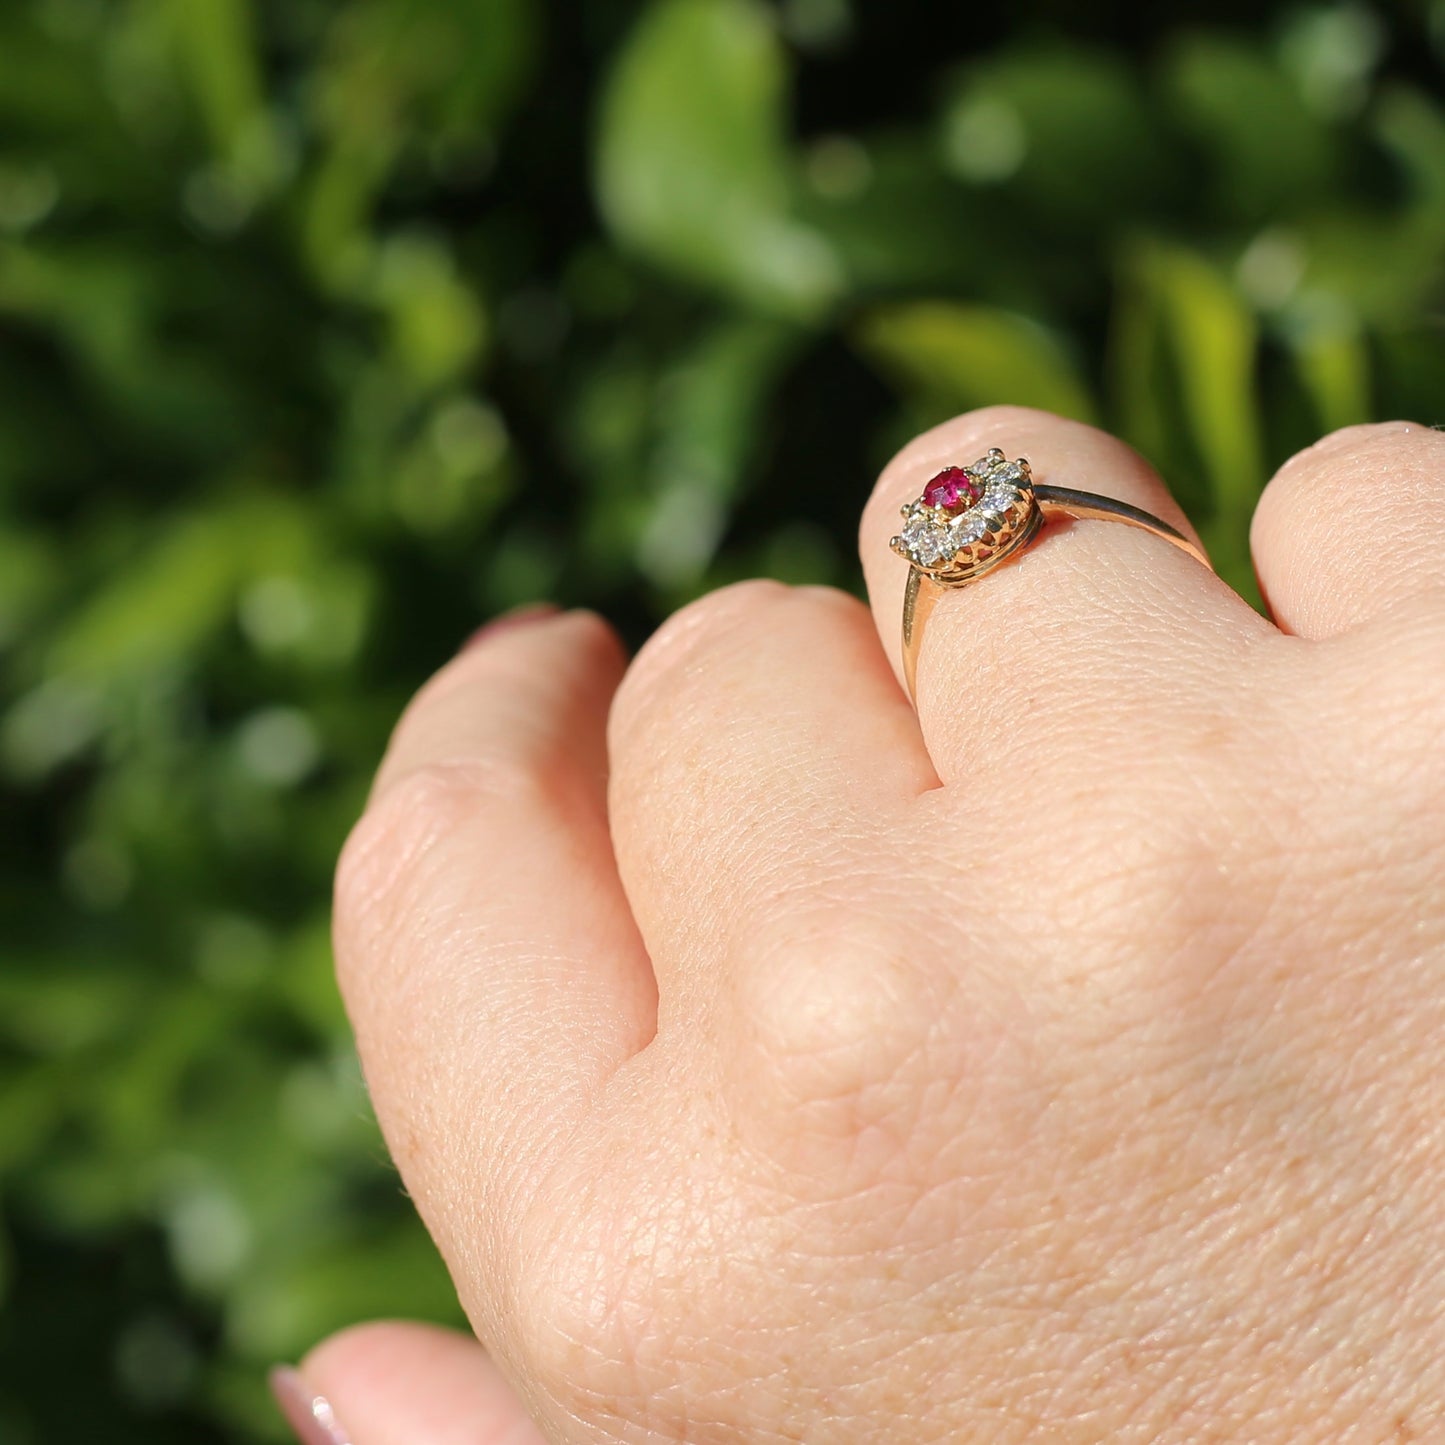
[309,409,1445,1445]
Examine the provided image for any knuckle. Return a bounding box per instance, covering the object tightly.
[727,915,949,1135]
[1264,419,1435,515]
[402,610,622,735]
[1282,418,1427,472]
[333,767,456,959]
[535,606,627,680]
[510,1139,731,1434]
[333,757,540,962]
[791,581,870,629]
[1037,770,1267,991]
[612,578,790,721]
[644,577,790,665]
[513,1207,651,1414]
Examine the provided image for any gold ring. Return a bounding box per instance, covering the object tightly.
[891,449,1211,704]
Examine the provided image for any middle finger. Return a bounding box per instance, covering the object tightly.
[607,580,934,1019]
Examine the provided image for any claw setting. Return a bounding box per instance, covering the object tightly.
[890,449,1036,579]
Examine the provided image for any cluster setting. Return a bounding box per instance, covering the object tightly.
[889,449,1035,577]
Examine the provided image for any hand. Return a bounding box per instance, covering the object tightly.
[295,407,1445,1443]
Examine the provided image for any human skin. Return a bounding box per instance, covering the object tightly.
[287,408,1445,1444]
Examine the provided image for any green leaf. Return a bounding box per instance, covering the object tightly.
[1288,315,1372,433]
[164,0,266,164]
[41,500,291,685]
[227,1217,463,1362]
[1151,246,1263,533]
[1112,241,1263,597]
[1374,81,1445,241]
[939,47,1169,227]
[637,318,800,589]
[0,529,57,653]
[303,0,537,283]
[369,232,487,389]
[855,301,1096,426]
[1164,36,1336,222]
[596,0,841,320]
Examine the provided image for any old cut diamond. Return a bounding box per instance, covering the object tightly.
[895,453,1034,569]
[900,510,954,566]
[951,509,988,546]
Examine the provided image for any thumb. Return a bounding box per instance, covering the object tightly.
[271,1320,548,1445]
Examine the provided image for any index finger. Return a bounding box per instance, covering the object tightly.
[333,610,656,1293]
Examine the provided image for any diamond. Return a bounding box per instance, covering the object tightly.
[896,453,1035,570]
[982,483,1018,515]
[899,510,955,566]
[951,509,988,546]
[970,453,1025,484]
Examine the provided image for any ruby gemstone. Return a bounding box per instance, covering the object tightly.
[922,466,980,511]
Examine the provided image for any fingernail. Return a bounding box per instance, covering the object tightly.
[269,1366,352,1445]
[461,602,560,651]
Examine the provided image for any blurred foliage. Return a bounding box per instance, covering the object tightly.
[1,0,1443,1439]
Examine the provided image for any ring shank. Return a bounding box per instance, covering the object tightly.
[900,487,1210,704]
[1033,485,1208,568]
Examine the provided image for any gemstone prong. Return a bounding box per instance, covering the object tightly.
[892,452,1037,575]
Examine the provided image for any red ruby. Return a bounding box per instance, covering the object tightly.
[922,466,980,511]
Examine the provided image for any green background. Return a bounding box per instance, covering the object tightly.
[2,0,1442,1439]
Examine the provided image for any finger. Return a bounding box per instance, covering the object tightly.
[1251,420,1445,638]
[276,1321,547,1445]
[607,580,935,1012]
[859,405,1267,783]
[334,611,656,1294]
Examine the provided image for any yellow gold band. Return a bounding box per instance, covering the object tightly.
[900,483,1211,705]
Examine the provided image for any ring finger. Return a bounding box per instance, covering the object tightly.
[859,405,1270,785]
